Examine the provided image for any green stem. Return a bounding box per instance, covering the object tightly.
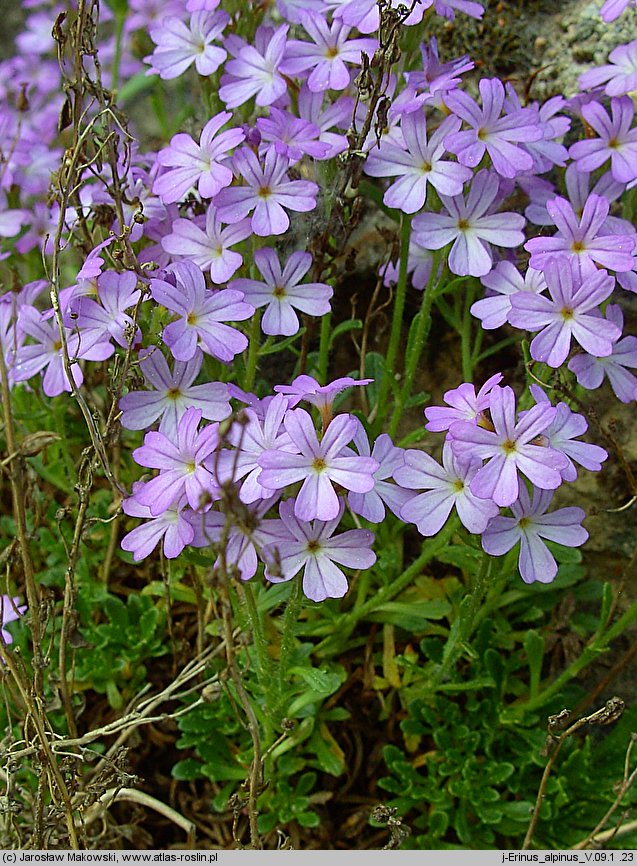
[461,281,477,382]
[388,252,443,437]
[243,310,262,393]
[435,550,492,684]
[241,583,274,743]
[317,311,332,384]
[373,213,412,432]
[275,576,303,713]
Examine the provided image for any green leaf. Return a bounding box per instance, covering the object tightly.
[362,352,386,405]
[172,759,203,781]
[329,319,362,347]
[524,630,544,699]
[118,71,155,104]
[366,600,451,630]
[259,329,305,356]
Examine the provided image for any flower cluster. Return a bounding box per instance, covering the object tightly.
[2,0,634,603]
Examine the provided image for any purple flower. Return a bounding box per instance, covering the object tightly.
[264,498,376,602]
[600,0,636,24]
[507,259,620,367]
[273,374,372,425]
[424,372,503,432]
[568,304,637,403]
[569,97,637,184]
[187,497,285,581]
[257,409,378,521]
[412,170,525,277]
[256,108,331,162]
[450,385,568,507]
[396,441,499,535]
[471,262,547,330]
[214,394,296,503]
[219,24,289,109]
[481,486,588,584]
[1,595,27,646]
[524,194,636,275]
[13,305,112,397]
[527,386,607,482]
[279,12,377,93]
[297,86,353,159]
[121,486,194,561]
[119,346,231,439]
[405,38,474,103]
[229,248,332,337]
[444,78,542,178]
[523,165,625,229]
[363,113,473,214]
[382,234,434,290]
[70,270,142,349]
[580,40,637,97]
[144,11,228,79]
[151,261,254,363]
[161,206,252,284]
[214,148,318,237]
[153,112,245,204]
[132,407,220,516]
[347,430,412,523]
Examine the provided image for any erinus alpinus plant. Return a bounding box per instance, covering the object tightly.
[3,0,637,851]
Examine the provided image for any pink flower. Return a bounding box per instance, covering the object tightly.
[144,11,228,80]
[153,112,245,204]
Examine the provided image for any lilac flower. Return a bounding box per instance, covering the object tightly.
[471,262,547,330]
[412,170,525,277]
[151,261,253,363]
[273,375,372,425]
[187,497,286,582]
[264,498,376,602]
[424,372,503,432]
[119,346,231,439]
[600,0,635,23]
[214,148,318,237]
[444,78,543,178]
[363,113,473,214]
[297,86,353,159]
[161,207,252,284]
[219,25,289,109]
[526,386,607,482]
[132,407,220,516]
[450,385,568,508]
[508,259,620,368]
[569,97,637,184]
[569,304,637,403]
[0,595,27,646]
[144,11,228,79]
[257,409,378,521]
[580,41,637,97]
[121,486,194,561]
[256,108,331,162]
[153,112,245,204]
[525,194,636,275]
[405,38,474,104]
[279,12,377,93]
[524,165,625,229]
[214,394,296,503]
[229,248,333,337]
[13,305,112,397]
[397,441,499,535]
[70,270,142,349]
[481,487,588,584]
[347,430,412,523]
[503,88,570,174]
